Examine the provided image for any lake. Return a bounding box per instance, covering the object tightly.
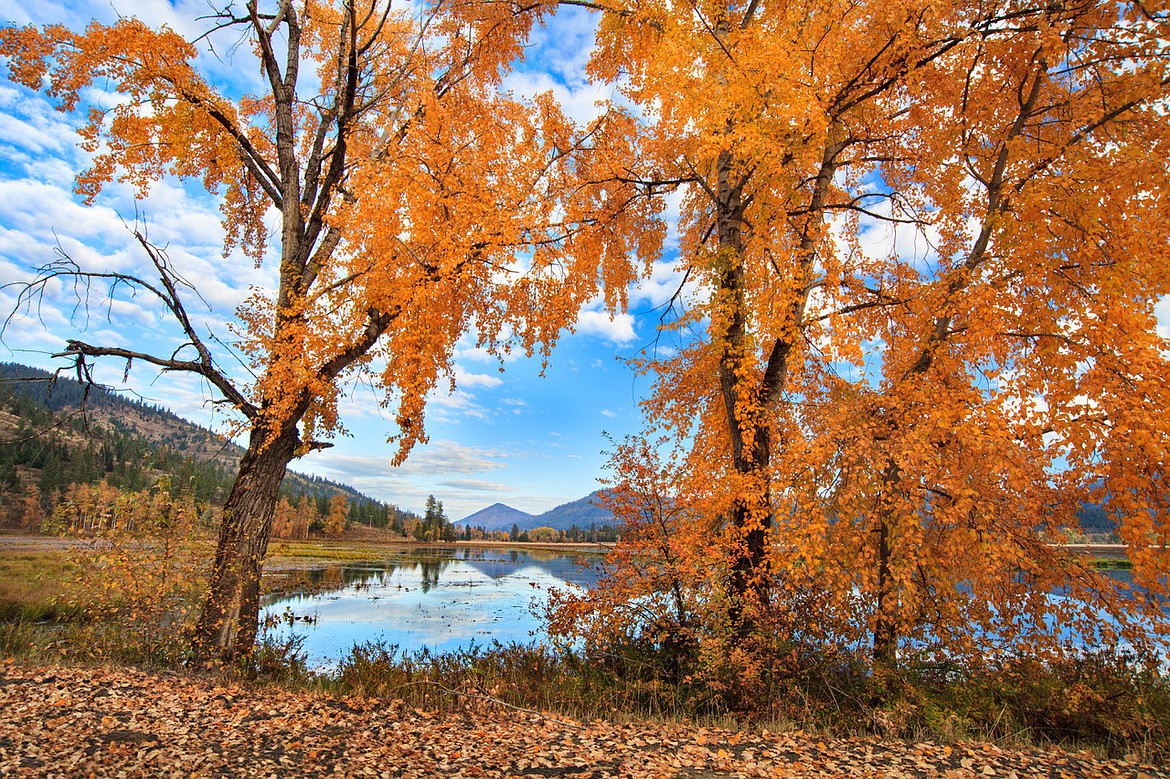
[260,545,602,670]
[260,545,1158,672]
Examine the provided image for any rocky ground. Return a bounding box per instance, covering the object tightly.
[0,664,1163,778]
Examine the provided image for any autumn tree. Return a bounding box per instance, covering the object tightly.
[553,0,1170,683]
[271,497,294,539]
[19,485,46,532]
[292,496,315,540]
[824,0,1170,669]
[325,493,347,538]
[548,435,704,665]
[0,0,657,665]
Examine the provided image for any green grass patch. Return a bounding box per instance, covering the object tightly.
[0,549,77,622]
[1093,558,1133,570]
[267,541,396,562]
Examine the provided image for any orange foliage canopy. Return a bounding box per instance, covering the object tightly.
[1,1,657,457]
[550,0,1170,678]
[0,0,659,663]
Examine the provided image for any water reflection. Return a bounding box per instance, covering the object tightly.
[260,546,600,670]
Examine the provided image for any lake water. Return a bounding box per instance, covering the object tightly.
[260,545,601,670]
[261,546,1159,672]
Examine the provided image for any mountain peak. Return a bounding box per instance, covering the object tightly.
[457,490,614,531]
[456,502,534,531]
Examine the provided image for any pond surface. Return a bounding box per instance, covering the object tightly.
[260,546,601,670]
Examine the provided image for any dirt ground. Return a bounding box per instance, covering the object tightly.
[0,663,1164,778]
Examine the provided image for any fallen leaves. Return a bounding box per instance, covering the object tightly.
[0,664,1164,778]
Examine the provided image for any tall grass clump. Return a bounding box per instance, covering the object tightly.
[325,633,1170,763]
[332,639,731,723]
[39,478,208,667]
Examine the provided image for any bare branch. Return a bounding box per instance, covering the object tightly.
[2,225,259,420]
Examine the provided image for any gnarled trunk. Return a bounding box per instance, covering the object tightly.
[191,425,298,667]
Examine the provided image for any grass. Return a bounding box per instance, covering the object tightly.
[889,653,1170,760]
[0,548,78,622]
[322,640,718,725]
[267,541,395,562]
[1093,557,1133,570]
[291,638,1168,764]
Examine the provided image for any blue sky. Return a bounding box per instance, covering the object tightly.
[0,0,688,519]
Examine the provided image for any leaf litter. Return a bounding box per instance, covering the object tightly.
[0,664,1163,778]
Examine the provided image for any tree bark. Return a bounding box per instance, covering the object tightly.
[190,423,299,667]
[872,514,897,669]
[866,449,904,672]
[712,146,773,632]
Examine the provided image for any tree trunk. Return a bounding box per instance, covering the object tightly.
[727,490,771,631]
[191,424,298,668]
[711,145,774,633]
[873,514,897,669]
[872,460,901,671]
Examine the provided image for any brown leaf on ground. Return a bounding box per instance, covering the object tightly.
[0,665,1162,778]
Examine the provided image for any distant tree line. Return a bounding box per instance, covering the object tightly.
[453,523,621,544]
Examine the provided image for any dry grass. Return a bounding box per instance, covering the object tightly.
[0,547,76,621]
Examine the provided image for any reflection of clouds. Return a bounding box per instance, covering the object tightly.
[261,549,601,669]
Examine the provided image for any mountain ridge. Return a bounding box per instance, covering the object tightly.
[457,490,616,531]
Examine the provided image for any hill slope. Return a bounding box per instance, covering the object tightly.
[0,362,415,528]
[534,491,614,530]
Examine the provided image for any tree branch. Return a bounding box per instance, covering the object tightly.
[2,228,258,420]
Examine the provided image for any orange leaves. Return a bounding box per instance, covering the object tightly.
[0,2,658,462]
[573,0,1170,680]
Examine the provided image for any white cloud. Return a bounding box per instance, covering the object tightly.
[454,365,504,389]
[437,478,514,494]
[600,409,616,418]
[631,257,695,310]
[297,439,512,516]
[504,69,613,128]
[505,5,613,127]
[395,440,508,475]
[0,90,77,159]
[429,387,490,423]
[575,309,637,344]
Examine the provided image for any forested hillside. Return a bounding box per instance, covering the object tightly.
[0,363,418,534]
